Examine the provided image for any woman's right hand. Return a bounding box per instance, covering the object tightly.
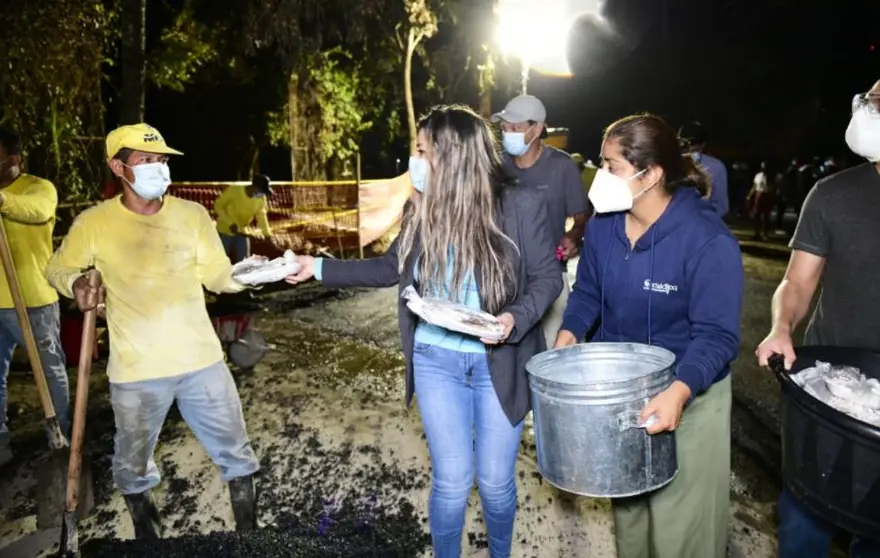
[285,255,316,284]
[553,330,578,349]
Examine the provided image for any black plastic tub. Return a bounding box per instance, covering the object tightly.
[774,346,880,541]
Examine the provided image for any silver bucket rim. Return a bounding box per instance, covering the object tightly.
[526,342,676,387]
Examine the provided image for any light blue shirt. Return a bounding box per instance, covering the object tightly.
[315,255,485,353]
[413,254,485,354]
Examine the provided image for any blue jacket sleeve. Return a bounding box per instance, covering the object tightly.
[559,224,602,341]
[675,234,743,397]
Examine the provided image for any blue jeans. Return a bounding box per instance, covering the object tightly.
[0,302,69,451]
[779,488,880,557]
[413,343,523,558]
[219,233,250,264]
[109,361,260,494]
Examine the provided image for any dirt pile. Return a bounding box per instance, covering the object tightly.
[80,383,431,557]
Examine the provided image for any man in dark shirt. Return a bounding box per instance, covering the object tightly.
[492,95,590,348]
[756,79,880,558]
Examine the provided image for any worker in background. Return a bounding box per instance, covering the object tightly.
[0,127,68,468]
[571,153,598,194]
[214,174,273,263]
[46,123,260,539]
[493,95,590,349]
[747,162,774,240]
[679,121,729,217]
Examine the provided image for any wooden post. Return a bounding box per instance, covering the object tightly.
[331,210,345,259]
[356,152,364,260]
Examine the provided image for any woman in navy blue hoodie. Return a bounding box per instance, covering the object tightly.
[555,114,744,558]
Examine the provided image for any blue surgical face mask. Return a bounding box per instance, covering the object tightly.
[124,162,171,201]
[502,130,533,157]
[409,156,429,193]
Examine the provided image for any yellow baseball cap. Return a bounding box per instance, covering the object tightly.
[105,123,184,160]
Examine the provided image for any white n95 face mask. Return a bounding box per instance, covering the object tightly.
[588,168,647,213]
[846,104,880,162]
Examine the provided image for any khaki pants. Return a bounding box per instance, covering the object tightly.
[541,272,571,349]
[613,375,732,558]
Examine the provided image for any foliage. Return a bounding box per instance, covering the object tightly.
[265,49,381,177]
[0,0,118,200]
[147,5,221,92]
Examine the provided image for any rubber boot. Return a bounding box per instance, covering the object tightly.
[123,491,162,540]
[228,474,257,531]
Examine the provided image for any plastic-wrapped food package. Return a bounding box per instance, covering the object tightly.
[232,250,303,286]
[791,361,880,427]
[402,285,505,341]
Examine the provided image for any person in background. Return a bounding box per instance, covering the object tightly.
[45,123,260,539]
[286,105,561,558]
[571,153,598,195]
[730,160,752,216]
[796,158,820,213]
[777,158,800,230]
[556,114,743,558]
[747,161,774,240]
[493,94,590,348]
[0,127,68,467]
[679,121,728,217]
[214,174,273,263]
[756,80,880,558]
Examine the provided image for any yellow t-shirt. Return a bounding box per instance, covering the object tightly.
[581,166,597,193]
[45,196,245,383]
[0,174,59,309]
[214,186,271,237]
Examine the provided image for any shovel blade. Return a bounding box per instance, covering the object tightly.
[36,452,95,530]
[58,510,79,557]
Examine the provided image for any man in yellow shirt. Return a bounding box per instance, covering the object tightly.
[45,124,259,538]
[0,127,68,467]
[214,174,273,263]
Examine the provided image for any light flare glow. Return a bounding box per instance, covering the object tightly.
[496,0,572,75]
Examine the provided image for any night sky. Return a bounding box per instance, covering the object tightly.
[138,0,880,181]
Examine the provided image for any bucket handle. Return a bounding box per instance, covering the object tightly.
[617,410,659,432]
[768,353,788,383]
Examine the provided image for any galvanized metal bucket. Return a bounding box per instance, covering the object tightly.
[526,342,679,498]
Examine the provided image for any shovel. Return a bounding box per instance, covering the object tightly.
[0,219,94,529]
[58,270,101,556]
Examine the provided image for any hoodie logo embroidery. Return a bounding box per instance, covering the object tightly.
[644,280,678,294]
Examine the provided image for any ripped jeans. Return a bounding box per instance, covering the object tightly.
[0,302,69,452]
[110,361,260,495]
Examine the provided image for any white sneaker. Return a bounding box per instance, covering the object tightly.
[0,446,12,467]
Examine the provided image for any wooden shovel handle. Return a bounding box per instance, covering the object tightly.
[65,269,101,512]
[0,219,57,419]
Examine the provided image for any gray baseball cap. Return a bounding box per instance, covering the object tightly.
[491,95,547,124]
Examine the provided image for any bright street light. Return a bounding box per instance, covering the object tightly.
[495,0,602,93]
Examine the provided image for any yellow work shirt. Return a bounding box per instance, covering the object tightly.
[45,196,245,384]
[0,174,59,308]
[214,186,271,237]
[581,166,597,194]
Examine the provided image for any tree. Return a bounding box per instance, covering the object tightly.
[119,0,146,124]
[398,0,439,151]
[0,0,117,200]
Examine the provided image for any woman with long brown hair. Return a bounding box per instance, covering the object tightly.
[555,114,744,558]
[286,104,561,557]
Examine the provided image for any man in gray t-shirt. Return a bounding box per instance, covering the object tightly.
[756,79,880,558]
[492,95,591,348]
